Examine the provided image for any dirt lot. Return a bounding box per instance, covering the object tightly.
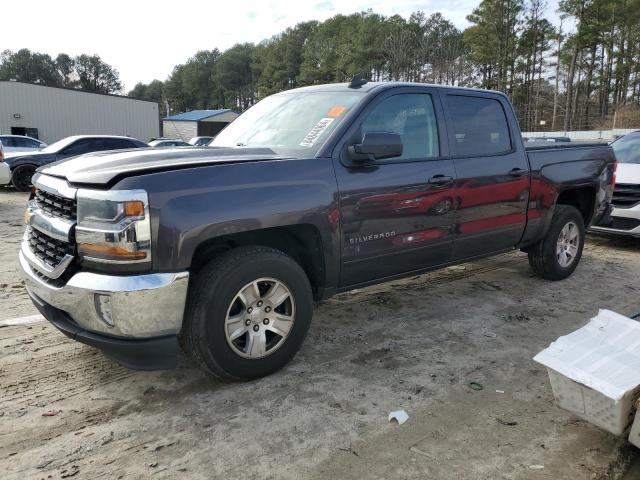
[1,187,639,479]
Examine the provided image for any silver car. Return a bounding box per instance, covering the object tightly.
[149,139,191,148]
[188,136,215,146]
[0,135,47,153]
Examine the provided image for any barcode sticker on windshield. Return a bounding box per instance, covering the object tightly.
[300,117,334,147]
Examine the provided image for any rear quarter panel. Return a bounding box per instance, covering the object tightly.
[521,144,615,245]
[113,158,341,287]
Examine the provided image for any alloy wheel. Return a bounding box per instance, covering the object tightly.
[556,221,580,268]
[224,277,296,359]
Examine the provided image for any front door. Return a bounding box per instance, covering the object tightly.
[333,88,457,287]
[442,92,530,259]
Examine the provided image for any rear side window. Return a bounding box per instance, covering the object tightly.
[100,138,136,150]
[446,95,512,156]
[13,137,40,148]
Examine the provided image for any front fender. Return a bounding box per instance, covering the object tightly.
[114,158,341,288]
[6,155,50,170]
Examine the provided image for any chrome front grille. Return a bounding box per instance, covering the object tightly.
[27,227,75,269]
[612,184,640,209]
[22,174,78,279]
[35,188,77,221]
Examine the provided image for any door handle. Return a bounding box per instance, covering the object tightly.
[509,168,528,177]
[428,175,453,186]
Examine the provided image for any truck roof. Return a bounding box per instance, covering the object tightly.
[281,81,506,97]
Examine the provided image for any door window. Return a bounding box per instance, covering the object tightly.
[60,139,96,156]
[361,94,439,161]
[98,138,136,150]
[13,137,41,148]
[446,95,512,156]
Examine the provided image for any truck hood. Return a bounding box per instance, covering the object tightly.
[40,147,289,186]
[616,163,640,184]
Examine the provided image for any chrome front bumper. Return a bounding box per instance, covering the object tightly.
[19,250,189,338]
[590,203,640,237]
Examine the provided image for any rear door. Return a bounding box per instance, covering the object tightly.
[333,87,456,287]
[443,92,530,259]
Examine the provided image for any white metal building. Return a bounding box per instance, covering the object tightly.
[0,80,160,144]
[162,109,239,140]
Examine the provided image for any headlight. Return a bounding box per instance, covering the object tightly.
[76,189,151,264]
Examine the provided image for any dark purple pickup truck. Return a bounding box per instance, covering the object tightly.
[19,80,616,380]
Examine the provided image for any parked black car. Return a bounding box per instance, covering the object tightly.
[4,135,148,191]
[20,81,615,380]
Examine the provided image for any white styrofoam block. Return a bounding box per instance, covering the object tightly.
[534,310,640,436]
[547,368,639,435]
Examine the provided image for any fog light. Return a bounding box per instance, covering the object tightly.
[94,293,114,327]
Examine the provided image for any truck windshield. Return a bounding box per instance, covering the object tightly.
[611,132,640,164]
[210,91,364,156]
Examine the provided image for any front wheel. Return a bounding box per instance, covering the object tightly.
[181,246,313,380]
[528,205,585,280]
[11,164,37,192]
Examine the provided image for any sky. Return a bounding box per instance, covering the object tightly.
[2,0,562,92]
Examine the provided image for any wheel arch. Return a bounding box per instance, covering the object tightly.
[190,224,327,300]
[555,186,596,226]
[10,161,39,172]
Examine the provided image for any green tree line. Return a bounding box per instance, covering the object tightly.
[0,49,123,95]
[134,1,640,130]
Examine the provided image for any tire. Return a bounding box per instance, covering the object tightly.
[181,246,313,380]
[528,205,585,281]
[11,164,37,192]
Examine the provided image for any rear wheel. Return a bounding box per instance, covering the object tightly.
[181,246,313,380]
[528,205,585,280]
[11,164,37,192]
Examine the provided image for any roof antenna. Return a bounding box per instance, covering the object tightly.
[348,74,367,89]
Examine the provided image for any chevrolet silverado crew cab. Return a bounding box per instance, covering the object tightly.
[19,80,616,380]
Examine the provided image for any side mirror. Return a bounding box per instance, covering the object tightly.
[348,132,403,162]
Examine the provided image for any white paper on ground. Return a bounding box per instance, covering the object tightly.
[388,410,409,425]
[533,309,640,402]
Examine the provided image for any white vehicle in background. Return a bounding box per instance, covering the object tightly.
[0,140,10,186]
[591,130,640,237]
[188,136,215,146]
[0,135,47,153]
[149,138,191,148]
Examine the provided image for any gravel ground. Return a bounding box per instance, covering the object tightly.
[1,187,639,479]
[0,188,32,321]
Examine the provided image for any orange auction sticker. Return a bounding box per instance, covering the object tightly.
[327,106,347,117]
